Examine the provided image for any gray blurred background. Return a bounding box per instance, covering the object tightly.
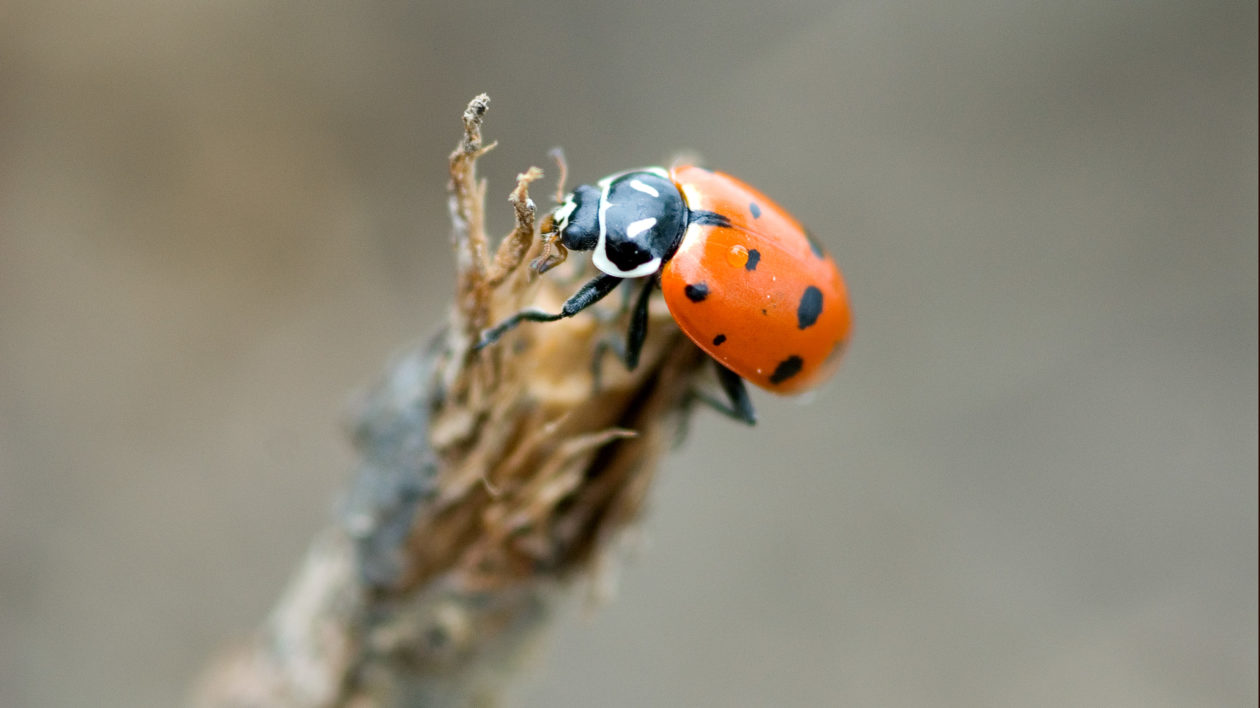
[1,1,1255,706]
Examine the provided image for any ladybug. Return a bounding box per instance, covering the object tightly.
[476,165,852,424]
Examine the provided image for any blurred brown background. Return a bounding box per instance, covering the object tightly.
[1,1,1255,706]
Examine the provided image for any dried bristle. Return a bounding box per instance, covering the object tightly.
[402,95,708,593]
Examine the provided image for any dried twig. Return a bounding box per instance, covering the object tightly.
[194,94,708,707]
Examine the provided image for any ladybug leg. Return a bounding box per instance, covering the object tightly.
[531,228,568,274]
[622,276,656,371]
[476,273,622,350]
[590,277,656,391]
[694,362,757,425]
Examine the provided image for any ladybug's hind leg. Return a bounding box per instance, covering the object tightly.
[476,273,622,350]
[693,361,757,425]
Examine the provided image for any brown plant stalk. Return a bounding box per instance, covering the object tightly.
[194,94,709,707]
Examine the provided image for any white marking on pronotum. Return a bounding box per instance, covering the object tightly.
[592,169,669,278]
[552,196,578,229]
[625,217,657,239]
[629,179,659,197]
[593,248,661,278]
[597,175,617,243]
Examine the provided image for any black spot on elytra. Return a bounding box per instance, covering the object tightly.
[749,202,762,219]
[713,334,727,346]
[796,286,823,329]
[745,249,761,271]
[769,355,804,384]
[804,228,825,259]
[684,283,709,302]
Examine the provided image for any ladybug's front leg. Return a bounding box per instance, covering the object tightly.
[476,273,622,350]
[530,214,569,274]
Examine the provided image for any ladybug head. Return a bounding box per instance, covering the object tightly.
[541,169,688,280]
[529,183,602,274]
